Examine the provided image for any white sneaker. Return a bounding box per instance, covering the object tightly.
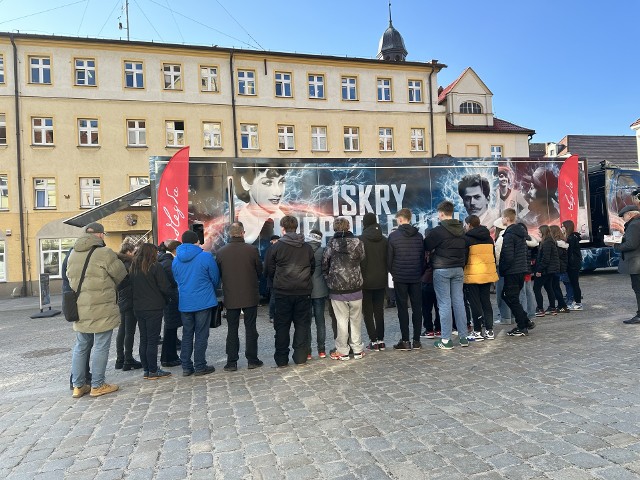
[485,329,495,340]
[469,331,485,342]
[452,330,458,336]
[569,302,583,311]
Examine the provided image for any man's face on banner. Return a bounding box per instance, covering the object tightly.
[462,185,489,216]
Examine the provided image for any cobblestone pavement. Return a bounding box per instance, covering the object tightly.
[1,270,640,479]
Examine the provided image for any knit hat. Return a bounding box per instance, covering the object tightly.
[181,230,199,244]
[363,212,377,228]
[85,222,105,234]
[306,232,322,243]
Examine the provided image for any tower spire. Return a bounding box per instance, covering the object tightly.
[388,1,393,26]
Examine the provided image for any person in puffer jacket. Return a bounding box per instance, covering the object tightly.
[533,225,560,317]
[550,225,570,313]
[562,220,583,310]
[322,217,365,361]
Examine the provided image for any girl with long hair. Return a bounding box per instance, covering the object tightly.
[562,220,583,310]
[550,225,570,312]
[533,225,560,316]
[158,240,182,367]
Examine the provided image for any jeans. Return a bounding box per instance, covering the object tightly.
[433,268,466,342]
[567,268,582,303]
[135,309,163,374]
[421,283,440,332]
[631,274,640,316]
[534,274,555,310]
[362,288,385,343]
[495,277,513,324]
[181,308,213,372]
[226,306,259,363]
[332,298,364,355]
[552,274,567,308]
[116,308,137,363]
[309,297,327,353]
[521,280,536,317]
[394,282,422,342]
[160,326,180,363]
[465,283,493,331]
[71,330,113,388]
[274,294,311,366]
[502,273,528,330]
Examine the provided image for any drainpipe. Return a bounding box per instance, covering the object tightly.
[9,34,28,297]
[229,50,238,158]
[428,61,436,158]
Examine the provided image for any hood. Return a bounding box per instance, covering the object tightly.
[73,233,105,252]
[362,224,384,242]
[306,240,321,253]
[465,225,491,242]
[280,232,306,248]
[398,224,419,237]
[157,251,173,263]
[176,243,204,262]
[440,219,464,237]
[505,223,527,239]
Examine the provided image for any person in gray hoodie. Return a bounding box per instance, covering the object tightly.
[306,229,328,358]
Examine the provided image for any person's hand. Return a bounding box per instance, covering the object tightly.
[535,272,541,277]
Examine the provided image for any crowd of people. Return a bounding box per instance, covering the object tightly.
[64,202,640,399]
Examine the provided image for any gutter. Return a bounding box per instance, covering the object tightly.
[229,50,239,158]
[428,61,436,158]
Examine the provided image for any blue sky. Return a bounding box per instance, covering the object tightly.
[2,0,639,143]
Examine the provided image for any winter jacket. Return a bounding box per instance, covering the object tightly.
[216,237,262,309]
[359,224,388,290]
[131,262,171,312]
[158,252,181,328]
[464,226,498,284]
[322,231,365,294]
[616,216,640,274]
[172,243,220,312]
[535,237,560,275]
[61,248,73,294]
[116,253,133,313]
[498,223,529,276]
[388,224,424,283]
[424,219,467,270]
[265,232,315,295]
[566,232,583,271]
[307,240,329,299]
[66,234,128,334]
[556,240,569,274]
[421,250,435,284]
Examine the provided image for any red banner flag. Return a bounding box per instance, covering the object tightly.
[156,146,190,244]
[558,154,579,227]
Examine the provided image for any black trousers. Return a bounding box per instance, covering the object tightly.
[362,288,385,342]
[395,282,422,342]
[274,295,311,366]
[136,309,163,373]
[534,274,556,310]
[160,326,180,363]
[567,268,582,303]
[116,308,137,363]
[421,283,440,332]
[502,274,528,330]
[631,274,640,317]
[551,275,567,308]
[465,283,494,331]
[226,306,259,364]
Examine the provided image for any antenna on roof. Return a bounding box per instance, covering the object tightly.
[118,0,130,41]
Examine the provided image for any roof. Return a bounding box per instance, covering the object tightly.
[556,135,638,169]
[438,68,468,103]
[631,118,640,129]
[446,117,535,135]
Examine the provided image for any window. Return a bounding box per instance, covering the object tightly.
[29,56,51,84]
[460,101,482,114]
[308,74,324,99]
[124,61,144,88]
[165,121,185,147]
[32,117,54,145]
[379,127,394,151]
[130,176,150,190]
[127,120,146,146]
[408,80,422,102]
[240,124,258,149]
[78,119,99,146]
[278,125,295,150]
[311,126,327,151]
[342,76,357,100]
[275,72,292,97]
[75,58,96,86]
[0,55,4,83]
[0,174,8,210]
[237,70,255,95]
[411,128,425,151]
[79,177,101,207]
[491,145,503,159]
[40,238,75,278]
[163,63,182,90]
[0,114,6,145]
[203,122,222,148]
[34,178,56,208]
[200,66,219,92]
[377,78,391,101]
[0,240,5,282]
[343,127,359,151]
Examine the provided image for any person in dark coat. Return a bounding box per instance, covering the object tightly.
[216,222,264,371]
[610,206,640,323]
[550,225,570,313]
[533,225,560,316]
[263,235,280,323]
[420,246,441,338]
[306,229,329,358]
[360,213,388,351]
[115,241,142,370]
[158,240,182,367]
[388,208,424,351]
[563,220,583,310]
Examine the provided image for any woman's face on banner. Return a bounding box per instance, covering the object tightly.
[245,170,286,214]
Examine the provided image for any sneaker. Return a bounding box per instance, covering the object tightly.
[469,331,485,342]
[507,328,528,336]
[434,331,441,338]
[569,302,583,311]
[182,369,195,377]
[330,351,350,361]
[378,342,386,351]
[352,351,365,360]
[248,360,264,369]
[72,385,91,398]
[535,308,546,317]
[421,331,435,338]
[459,336,469,347]
[307,354,312,360]
[452,330,458,336]
[194,365,216,376]
[318,352,326,359]
[546,307,558,316]
[623,316,640,324]
[434,339,454,350]
[557,306,570,313]
[147,369,172,379]
[366,342,379,352]
[90,383,119,397]
[412,341,422,350]
[485,329,495,340]
[393,340,412,351]
[122,359,143,371]
[223,362,238,372]
[527,320,536,330]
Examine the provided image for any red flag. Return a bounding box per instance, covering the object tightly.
[156,146,190,244]
[558,154,579,226]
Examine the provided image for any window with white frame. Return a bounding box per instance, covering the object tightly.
[124,61,144,88]
[275,72,292,97]
[165,121,185,147]
[29,56,51,84]
[278,125,295,150]
[377,78,391,101]
[34,178,56,208]
[40,238,75,278]
[0,174,8,210]
[203,122,222,148]
[308,74,324,99]
[410,128,425,151]
[237,70,255,95]
[130,176,150,190]
[163,63,182,90]
[127,120,146,146]
[460,101,482,114]
[200,66,219,92]
[342,76,357,100]
[408,80,422,102]
[75,58,96,86]
[311,126,327,151]
[32,117,54,145]
[491,145,503,158]
[0,55,4,83]
[0,114,6,145]
[240,124,258,149]
[0,240,5,282]
[343,127,359,151]
[78,119,99,146]
[79,177,101,207]
[379,127,394,151]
